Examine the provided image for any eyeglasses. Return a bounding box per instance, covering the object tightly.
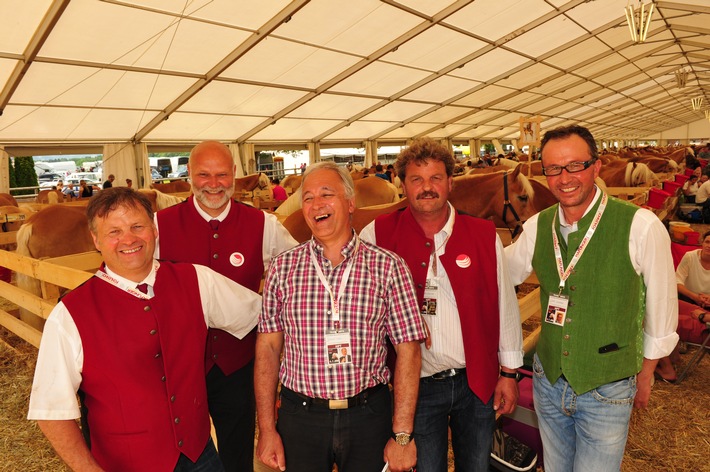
[542,158,597,176]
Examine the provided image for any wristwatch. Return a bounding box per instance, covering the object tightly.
[392,431,414,446]
[499,370,521,381]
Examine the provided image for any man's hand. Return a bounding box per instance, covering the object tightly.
[493,376,519,415]
[634,358,657,409]
[256,429,286,471]
[383,438,417,472]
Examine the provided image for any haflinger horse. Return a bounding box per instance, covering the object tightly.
[275,175,400,218]
[151,180,192,194]
[282,166,554,243]
[598,162,658,187]
[14,189,185,331]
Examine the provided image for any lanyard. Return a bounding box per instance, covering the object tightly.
[551,192,607,293]
[309,237,360,328]
[94,260,159,300]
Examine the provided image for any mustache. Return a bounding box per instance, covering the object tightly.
[416,191,439,200]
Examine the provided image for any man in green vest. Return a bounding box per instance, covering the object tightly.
[505,125,678,472]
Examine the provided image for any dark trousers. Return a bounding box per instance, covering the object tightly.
[276,386,391,472]
[207,362,255,472]
[174,438,225,472]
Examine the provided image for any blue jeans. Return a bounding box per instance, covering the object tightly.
[413,371,495,472]
[174,438,224,472]
[532,354,636,472]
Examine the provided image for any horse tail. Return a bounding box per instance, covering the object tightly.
[15,220,33,258]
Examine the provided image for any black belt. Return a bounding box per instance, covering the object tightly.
[426,368,466,380]
[282,384,386,410]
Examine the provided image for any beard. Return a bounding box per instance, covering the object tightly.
[193,185,235,210]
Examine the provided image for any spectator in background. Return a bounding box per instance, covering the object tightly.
[683,174,699,203]
[78,180,93,199]
[271,178,288,202]
[103,174,115,189]
[62,182,76,200]
[125,178,133,188]
[375,164,390,182]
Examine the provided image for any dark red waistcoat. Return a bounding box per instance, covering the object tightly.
[64,263,209,471]
[375,208,501,402]
[157,197,265,374]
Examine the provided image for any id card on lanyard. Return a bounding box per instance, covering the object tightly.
[546,193,607,326]
[310,238,359,366]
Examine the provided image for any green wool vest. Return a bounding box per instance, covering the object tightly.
[532,195,645,394]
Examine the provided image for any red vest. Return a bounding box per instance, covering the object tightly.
[157,197,265,374]
[63,263,209,471]
[375,208,501,402]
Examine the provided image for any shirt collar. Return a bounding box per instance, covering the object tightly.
[104,260,159,288]
[192,196,231,223]
[310,229,359,259]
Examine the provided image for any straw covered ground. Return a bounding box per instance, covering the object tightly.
[1,306,708,472]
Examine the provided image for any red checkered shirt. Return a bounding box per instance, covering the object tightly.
[259,232,426,399]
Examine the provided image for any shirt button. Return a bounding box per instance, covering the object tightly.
[161,376,166,382]
[144,306,151,312]
[178,440,183,447]
[174,417,180,424]
[213,254,218,259]
[149,329,157,335]
[213,233,219,239]
[563,350,569,356]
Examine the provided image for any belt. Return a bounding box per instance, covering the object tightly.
[427,368,466,380]
[282,384,386,410]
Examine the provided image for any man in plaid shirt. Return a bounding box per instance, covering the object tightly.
[255,161,427,472]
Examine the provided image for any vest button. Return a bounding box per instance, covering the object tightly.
[566,318,572,323]
[568,301,574,307]
[144,306,151,312]
[425,241,431,247]
[178,440,183,447]
[213,354,218,359]
[171,395,176,402]
[420,262,426,267]
[563,334,570,340]
[417,284,423,289]
[149,329,157,335]
[213,253,219,259]
[161,376,166,382]
[155,353,161,358]
[213,233,219,239]
[174,417,180,424]
[570,286,576,291]
[213,335,218,341]
[563,350,569,356]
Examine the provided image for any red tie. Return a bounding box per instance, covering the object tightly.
[210,219,220,231]
[136,283,149,294]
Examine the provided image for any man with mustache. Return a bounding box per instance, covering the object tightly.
[155,140,297,471]
[360,138,524,471]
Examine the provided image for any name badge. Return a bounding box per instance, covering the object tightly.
[545,293,569,326]
[325,329,352,365]
[421,278,438,316]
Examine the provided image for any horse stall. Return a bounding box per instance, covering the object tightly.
[0,248,100,347]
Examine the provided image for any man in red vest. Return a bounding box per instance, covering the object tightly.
[155,140,297,471]
[28,187,261,471]
[360,138,524,471]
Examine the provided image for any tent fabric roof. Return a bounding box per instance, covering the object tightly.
[1,0,709,151]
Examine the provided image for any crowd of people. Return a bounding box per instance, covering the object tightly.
[27,126,701,472]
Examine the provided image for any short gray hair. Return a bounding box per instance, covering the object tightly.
[301,161,355,200]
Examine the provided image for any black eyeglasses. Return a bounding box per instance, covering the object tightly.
[542,158,597,176]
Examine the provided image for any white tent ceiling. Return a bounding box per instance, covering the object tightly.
[1,0,709,154]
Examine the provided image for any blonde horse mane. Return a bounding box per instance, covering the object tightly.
[629,162,656,186]
[513,171,535,201]
[140,189,185,210]
[15,219,33,257]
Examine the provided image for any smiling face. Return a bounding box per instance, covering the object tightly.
[301,168,355,249]
[91,203,158,282]
[542,134,601,222]
[401,159,453,217]
[189,141,236,217]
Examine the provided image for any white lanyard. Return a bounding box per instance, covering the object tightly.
[551,193,607,293]
[309,237,359,328]
[94,260,159,300]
